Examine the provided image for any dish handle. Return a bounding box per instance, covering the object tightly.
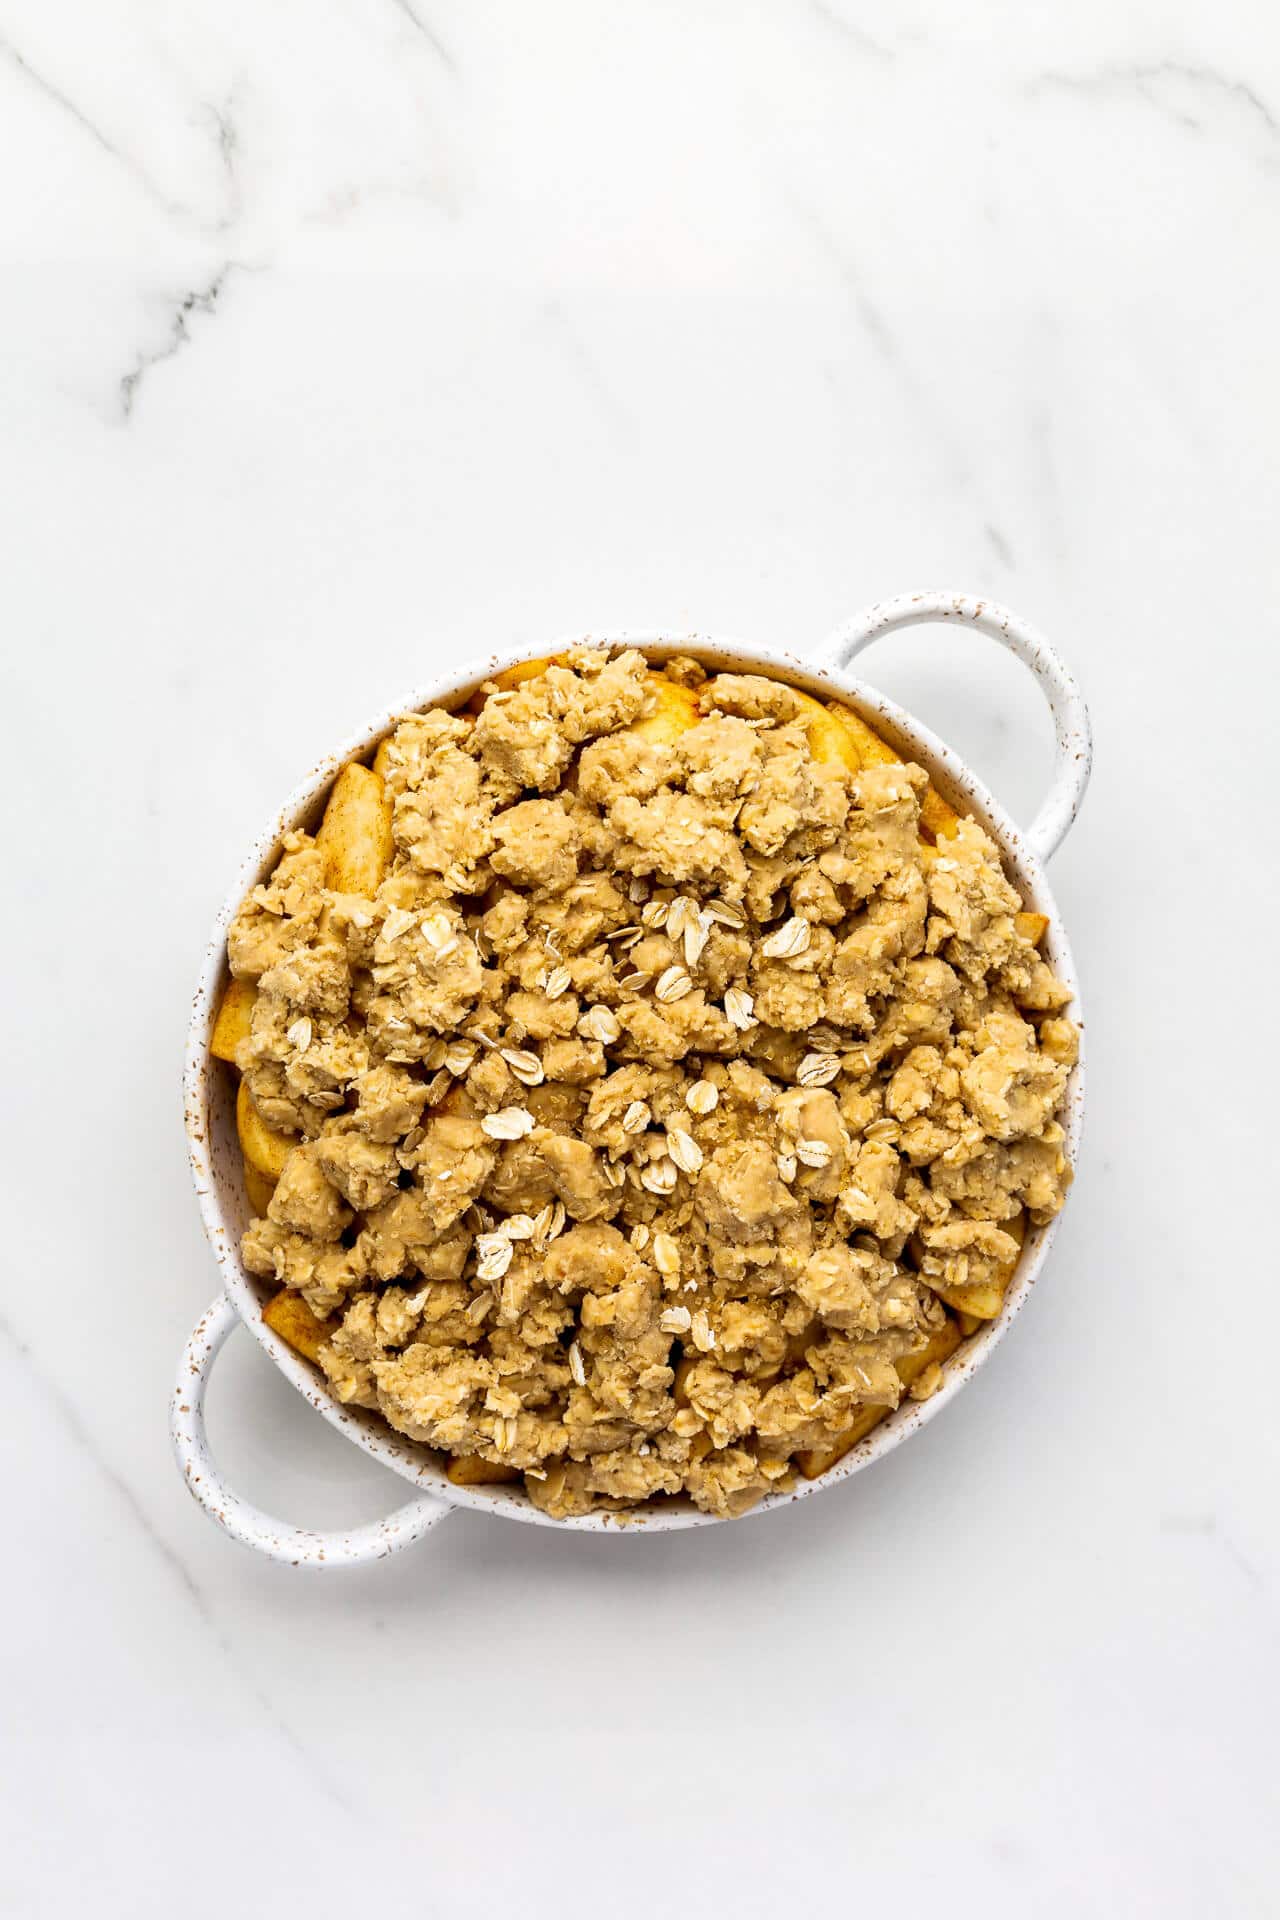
[818,592,1092,864]
[171,1293,453,1567]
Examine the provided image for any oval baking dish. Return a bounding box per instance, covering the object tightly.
[173,592,1090,1565]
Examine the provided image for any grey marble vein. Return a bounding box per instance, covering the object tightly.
[781,185,906,374]
[0,28,120,162]
[808,0,893,62]
[119,263,243,420]
[203,89,244,230]
[782,182,978,496]
[389,0,456,71]
[1159,1512,1267,1592]
[0,1307,356,1810]
[302,170,460,230]
[1034,60,1279,154]
[0,28,236,230]
[1028,401,1068,573]
[541,299,632,434]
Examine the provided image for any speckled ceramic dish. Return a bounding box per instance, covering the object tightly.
[172,592,1091,1566]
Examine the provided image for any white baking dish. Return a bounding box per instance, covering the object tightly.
[172,592,1090,1566]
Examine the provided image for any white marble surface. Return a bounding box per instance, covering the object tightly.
[3,1,1278,1913]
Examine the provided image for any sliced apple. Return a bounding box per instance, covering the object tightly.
[262,1288,334,1365]
[796,1318,964,1479]
[932,1213,1027,1323]
[316,762,393,897]
[632,674,700,746]
[826,700,962,842]
[445,1455,522,1487]
[236,1077,296,1183]
[242,1160,277,1219]
[490,655,570,693]
[789,688,862,772]
[210,978,256,1066]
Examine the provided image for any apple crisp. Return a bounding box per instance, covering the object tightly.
[222,647,1077,1519]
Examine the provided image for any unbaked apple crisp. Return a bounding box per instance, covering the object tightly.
[216,647,1078,1519]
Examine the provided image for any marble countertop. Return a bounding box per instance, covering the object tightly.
[3,2,1277,1914]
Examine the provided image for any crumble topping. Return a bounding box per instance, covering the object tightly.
[228,647,1077,1519]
